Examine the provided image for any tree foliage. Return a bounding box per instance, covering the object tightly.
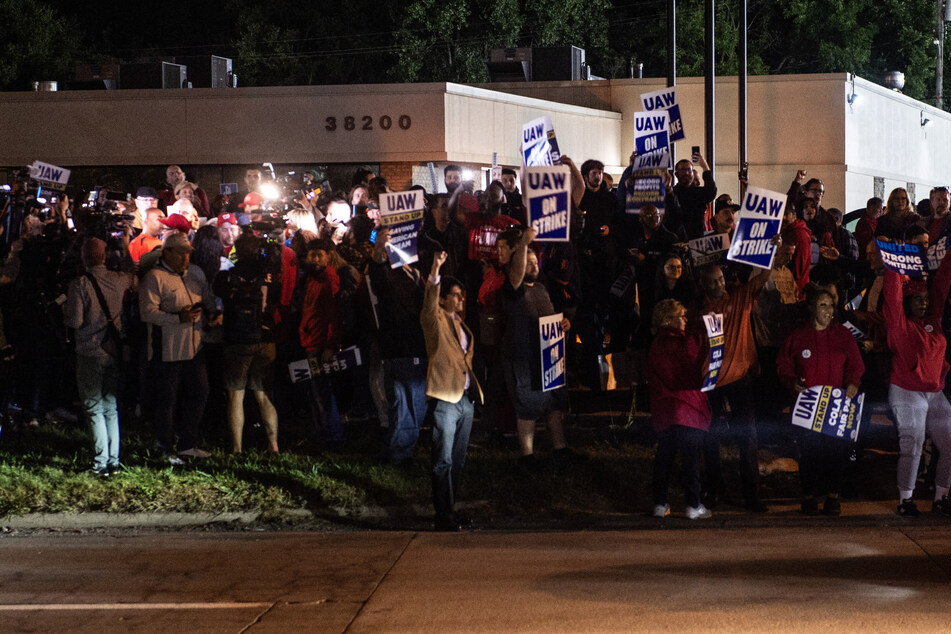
[0,0,80,89]
[6,0,951,110]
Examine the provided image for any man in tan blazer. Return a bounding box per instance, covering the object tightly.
[421,251,483,531]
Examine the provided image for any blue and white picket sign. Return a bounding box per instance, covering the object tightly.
[289,346,364,383]
[640,86,685,142]
[522,116,562,167]
[623,168,666,215]
[792,386,864,442]
[876,240,926,277]
[726,185,785,270]
[632,111,671,170]
[701,313,725,392]
[539,313,566,392]
[29,160,70,191]
[525,165,571,242]
[379,189,425,268]
[689,233,732,267]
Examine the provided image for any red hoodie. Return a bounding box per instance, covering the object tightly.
[648,327,711,433]
[299,265,340,354]
[781,218,812,299]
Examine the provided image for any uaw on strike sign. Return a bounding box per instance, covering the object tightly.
[525,165,570,242]
[29,160,71,192]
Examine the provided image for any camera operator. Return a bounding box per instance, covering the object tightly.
[213,230,280,453]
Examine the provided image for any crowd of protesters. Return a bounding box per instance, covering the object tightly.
[2,153,951,530]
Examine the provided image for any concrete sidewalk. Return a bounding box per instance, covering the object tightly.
[3,526,951,632]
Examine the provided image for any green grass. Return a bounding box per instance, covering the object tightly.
[0,414,811,523]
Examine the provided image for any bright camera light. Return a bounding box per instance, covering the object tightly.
[259,183,281,200]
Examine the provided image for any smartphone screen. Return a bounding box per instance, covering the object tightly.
[691,146,700,163]
[369,229,377,244]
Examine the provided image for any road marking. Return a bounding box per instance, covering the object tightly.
[0,602,273,611]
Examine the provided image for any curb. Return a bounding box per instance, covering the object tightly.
[0,510,311,530]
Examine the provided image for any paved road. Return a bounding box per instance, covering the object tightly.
[4,525,951,632]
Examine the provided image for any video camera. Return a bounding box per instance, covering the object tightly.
[258,163,333,215]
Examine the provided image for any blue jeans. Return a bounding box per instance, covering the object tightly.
[383,357,428,462]
[76,354,121,470]
[309,373,344,443]
[430,395,473,518]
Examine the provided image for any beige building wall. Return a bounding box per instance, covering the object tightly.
[0,82,620,183]
[0,73,948,212]
[483,73,951,214]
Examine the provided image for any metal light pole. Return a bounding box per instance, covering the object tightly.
[938,0,945,110]
[668,0,677,164]
[705,0,715,172]
[739,0,747,190]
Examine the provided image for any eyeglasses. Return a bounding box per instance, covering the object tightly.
[642,213,660,219]
[808,188,825,195]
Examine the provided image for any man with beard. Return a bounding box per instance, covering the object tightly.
[499,226,580,470]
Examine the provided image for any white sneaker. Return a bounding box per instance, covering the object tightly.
[178,447,212,459]
[686,504,712,520]
[653,504,671,518]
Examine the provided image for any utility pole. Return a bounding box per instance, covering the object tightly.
[705,0,715,172]
[739,0,747,192]
[938,0,945,110]
[668,0,676,164]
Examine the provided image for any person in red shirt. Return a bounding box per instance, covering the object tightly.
[778,284,864,516]
[649,299,712,520]
[299,238,343,444]
[882,241,951,516]
[781,202,813,299]
[854,197,882,261]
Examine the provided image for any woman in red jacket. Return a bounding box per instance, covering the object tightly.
[648,299,712,520]
[882,243,951,516]
[778,284,864,516]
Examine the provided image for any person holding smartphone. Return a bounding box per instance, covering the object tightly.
[673,147,717,240]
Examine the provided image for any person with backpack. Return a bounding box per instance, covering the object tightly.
[213,231,280,453]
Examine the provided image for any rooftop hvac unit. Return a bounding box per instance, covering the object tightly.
[120,62,188,89]
[532,46,585,81]
[175,55,234,88]
[73,63,120,90]
[488,48,533,82]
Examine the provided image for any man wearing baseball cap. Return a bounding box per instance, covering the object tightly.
[217,212,241,259]
[133,186,160,234]
[139,231,216,463]
[66,237,135,475]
